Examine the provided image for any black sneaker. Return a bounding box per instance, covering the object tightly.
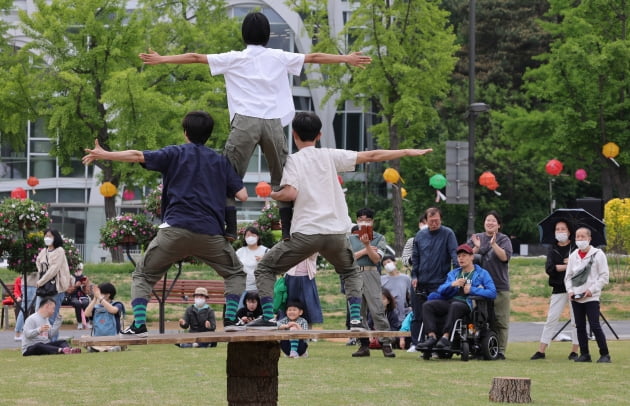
[417,336,438,350]
[120,322,148,338]
[349,319,365,332]
[574,353,592,362]
[435,337,451,349]
[496,352,506,360]
[246,317,278,330]
[223,319,246,332]
[596,354,611,363]
[530,351,546,360]
[568,352,578,361]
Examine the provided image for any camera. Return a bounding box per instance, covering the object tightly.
[573,293,583,300]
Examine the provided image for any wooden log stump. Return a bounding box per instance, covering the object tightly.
[489,377,532,403]
[227,341,280,406]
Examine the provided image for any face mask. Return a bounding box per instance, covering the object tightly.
[384,262,396,273]
[419,224,428,231]
[194,298,206,307]
[555,233,569,243]
[575,240,590,250]
[44,237,54,246]
[245,236,258,246]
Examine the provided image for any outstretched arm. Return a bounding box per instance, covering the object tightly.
[355,148,432,164]
[82,140,145,165]
[304,52,372,68]
[139,49,208,65]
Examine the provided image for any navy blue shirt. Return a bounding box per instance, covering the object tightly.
[411,226,458,287]
[142,143,243,236]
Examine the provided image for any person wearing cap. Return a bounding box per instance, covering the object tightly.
[466,210,512,359]
[417,244,496,351]
[177,287,217,348]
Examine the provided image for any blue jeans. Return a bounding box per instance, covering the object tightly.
[15,286,37,334]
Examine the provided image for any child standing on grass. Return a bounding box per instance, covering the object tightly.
[82,111,248,335]
[138,11,371,241]
[277,300,309,358]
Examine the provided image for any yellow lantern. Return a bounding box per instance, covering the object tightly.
[383,168,403,184]
[602,142,620,167]
[400,187,407,199]
[99,181,118,198]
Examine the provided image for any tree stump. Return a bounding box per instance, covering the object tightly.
[489,377,532,403]
[227,341,280,406]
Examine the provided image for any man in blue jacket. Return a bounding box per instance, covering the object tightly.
[417,244,496,350]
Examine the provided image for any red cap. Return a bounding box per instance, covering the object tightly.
[456,244,473,254]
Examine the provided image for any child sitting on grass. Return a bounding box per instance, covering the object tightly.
[277,300,309,358]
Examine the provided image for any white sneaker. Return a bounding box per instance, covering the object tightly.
[14,335,22,341]
[406,346,418,353]
[554,333,571,342]
[77,323,83,330]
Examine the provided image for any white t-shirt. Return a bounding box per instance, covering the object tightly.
[207,45,305,126]
[281,146,357,235]
[236,245,268,291]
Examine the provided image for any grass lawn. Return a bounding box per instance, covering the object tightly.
[1,256,629,404]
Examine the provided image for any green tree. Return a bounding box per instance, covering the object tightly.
[291,0,458,253]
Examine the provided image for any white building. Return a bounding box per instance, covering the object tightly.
[0,0,377,262]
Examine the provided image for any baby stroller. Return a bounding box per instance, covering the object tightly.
[417,296,499,361]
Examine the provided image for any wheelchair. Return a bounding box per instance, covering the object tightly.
[417,296,499,361]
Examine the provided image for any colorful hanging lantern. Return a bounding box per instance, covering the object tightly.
[400,187,407,199]
[429,174,447,202]
[27,176,39,188]
[383,168,402,184]
[575,169,588,181]
[486,179,502,196]
[122,189,136,200]
[478,171,496,187]
[545,159,563,176]
[11,187,27,200]
[99,181,117,198]
[255,181,272,198]
[602,142,620,167]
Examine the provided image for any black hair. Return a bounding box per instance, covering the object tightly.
[381,255,396,266]
[291,112,322,142]
[182,111,214,144]
[356,208,375,219]
[99,282,117,300]
[242,12,270,46]
[39,297,56,308]
[44,228,64,249]
[485,210,502,227]
[425,207,442,219]
[381,288,396,313]
[418,213,428,223]
[285,299,304,311]
[244,226,262,246]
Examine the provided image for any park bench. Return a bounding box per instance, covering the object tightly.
[149,277,226,333]
[77,328,408,405]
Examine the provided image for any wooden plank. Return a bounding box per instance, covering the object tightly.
[76,329,409,347]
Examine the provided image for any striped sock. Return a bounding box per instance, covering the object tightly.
[131,298,148,327]
[348,297,361,322]
[224,294,239,321]
[261,296,274,320]
[290,339,298,353]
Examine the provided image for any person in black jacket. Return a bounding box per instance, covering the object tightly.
[530,220,579,360]
[177,287,217,348]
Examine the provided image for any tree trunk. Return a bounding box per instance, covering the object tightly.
[489,377,532,403]
[389,123,405,255]
[226,341,280,406]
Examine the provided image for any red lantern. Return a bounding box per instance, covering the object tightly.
[122,189,136,200]
[487,180,500,191]
[11,187,27,200]
[478,171,496,187]
[255,181,272,198]
[27,176,39,188]
[545,159,563,176]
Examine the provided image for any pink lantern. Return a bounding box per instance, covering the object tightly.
[575,169,588,181]
[122,189,136,200]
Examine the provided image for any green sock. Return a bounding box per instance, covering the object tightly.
[348,297,361,321]
[261,297,274,320]
[290,339,298,353]
[131,298,148,327]
[224,294,239,321]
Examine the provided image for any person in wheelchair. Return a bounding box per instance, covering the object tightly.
[417,244,496,350]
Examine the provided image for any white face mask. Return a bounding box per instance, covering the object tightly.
[194,298,206,307]
[575,240,590,250]
[384,262,396,273]
[245,236,258,246]
[44,237,54,246]
[419,224,428,231]
[555,233,569,243]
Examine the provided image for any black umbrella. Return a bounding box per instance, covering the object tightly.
[538,208,607,247]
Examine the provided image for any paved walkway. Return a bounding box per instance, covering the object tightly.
[2,320,629,351]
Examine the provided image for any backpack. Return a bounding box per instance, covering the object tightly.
[92,302,125,336]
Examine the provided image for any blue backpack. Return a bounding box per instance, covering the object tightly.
[92,302,125,336]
